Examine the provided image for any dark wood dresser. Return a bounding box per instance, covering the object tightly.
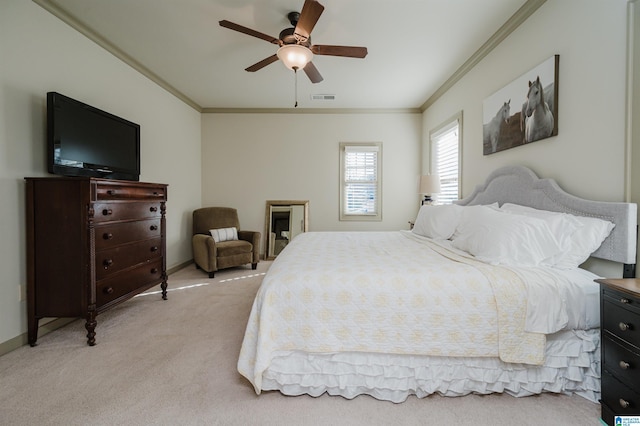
[596,278,640,425]
[25,177,168,346]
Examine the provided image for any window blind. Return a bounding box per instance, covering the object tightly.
[430,119,460,204]
[340,143,381,220]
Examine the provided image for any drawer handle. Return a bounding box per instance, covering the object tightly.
[107,190,116,196]
[150,206,158,212]
[619,398,631,409]
[104,287,114,295]
[102,208,113,216]
[150,225,158,231]
[151,246,159,252]
[150,268,158,274]
[619,360,630,370]
[619,322,631,331]
[103,259,113,268]
[620,297,630,304]
[103,233,113,240]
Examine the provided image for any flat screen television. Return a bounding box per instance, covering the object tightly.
[47,92,141,181]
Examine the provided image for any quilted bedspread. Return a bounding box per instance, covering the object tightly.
[238,231,547,394]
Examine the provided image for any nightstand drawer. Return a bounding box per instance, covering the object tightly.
[603,334,640,392]
[602,373,640,417]
[603,298,640,348]
[603,287,640,314]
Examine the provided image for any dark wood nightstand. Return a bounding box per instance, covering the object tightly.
[595,278,640,426]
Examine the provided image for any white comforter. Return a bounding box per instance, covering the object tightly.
[238,231,599,394]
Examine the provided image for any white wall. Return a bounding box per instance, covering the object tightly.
[422,0,631,277]
[632,1,640,206]
[0,0,202,345]
[201,112,422,253]
[424,0,629,203]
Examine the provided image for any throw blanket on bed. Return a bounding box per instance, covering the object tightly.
[238,232,545,394]
[423,240,546,364]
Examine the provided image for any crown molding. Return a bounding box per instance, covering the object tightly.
[33,0,203,112]
[420,0,547,112]
[201,107,421,114]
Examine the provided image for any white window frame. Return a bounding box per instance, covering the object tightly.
[429,112,462,204]
[339,142,382,221]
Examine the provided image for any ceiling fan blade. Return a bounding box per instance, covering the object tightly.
[294,0,325,42]
[219,20,280,45]
[303,61,323,83]
[311,45,368,58]
[245,54,279,72]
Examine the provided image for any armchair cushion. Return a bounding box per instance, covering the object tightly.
[216,239,252,257]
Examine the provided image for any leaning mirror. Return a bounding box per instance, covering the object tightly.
[265,200,309,260]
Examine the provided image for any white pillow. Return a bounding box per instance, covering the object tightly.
[412,204,463,239]
[499,203,582,267]
[556,215,615,269]
[210,227,238,243]
[451,205,563,267]
[500,203,615,269]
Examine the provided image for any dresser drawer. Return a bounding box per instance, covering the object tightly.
[602,372,640,417]
[95,219,161,250]
[93,202,162,223]
[96,258,163,309]
[96,237,162,280]
[96,182,166,200]
[603,334,640,392]
[603,298,640,348]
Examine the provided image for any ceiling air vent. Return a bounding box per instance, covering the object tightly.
[311,94,336,101]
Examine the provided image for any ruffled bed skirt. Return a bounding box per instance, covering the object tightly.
[261,329,600,403]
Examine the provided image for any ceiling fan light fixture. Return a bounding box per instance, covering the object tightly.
[277,44,313,70]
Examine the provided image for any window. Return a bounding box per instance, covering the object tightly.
[339,142,382,221]
[430,113,462,204]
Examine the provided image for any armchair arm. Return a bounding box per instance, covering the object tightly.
[192,234,218,272]
[238,230,261,264]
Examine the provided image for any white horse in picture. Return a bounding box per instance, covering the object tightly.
[520,82,553,131]
[524,76,554,143]
[483,99,510,153]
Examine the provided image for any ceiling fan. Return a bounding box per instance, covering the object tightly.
[219,0,368,84]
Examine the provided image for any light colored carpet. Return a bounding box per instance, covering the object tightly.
[0,261,601,425]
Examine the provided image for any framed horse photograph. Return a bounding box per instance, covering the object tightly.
[482,55,559,155]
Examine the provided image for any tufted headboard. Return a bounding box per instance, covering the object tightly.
[455,165,637,269]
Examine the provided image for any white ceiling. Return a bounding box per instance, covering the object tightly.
[37,0,532,111]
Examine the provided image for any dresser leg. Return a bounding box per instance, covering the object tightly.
[85,312,97,346]
[161,276,168,300]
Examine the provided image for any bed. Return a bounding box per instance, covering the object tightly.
[237,165,637,403]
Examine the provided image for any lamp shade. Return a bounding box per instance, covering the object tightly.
[277,44,313,70]
[418,174,441,194]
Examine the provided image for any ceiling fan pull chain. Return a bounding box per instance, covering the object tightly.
[294,67,299,108]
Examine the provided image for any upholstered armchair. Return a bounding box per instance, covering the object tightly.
[192,207,260,278]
